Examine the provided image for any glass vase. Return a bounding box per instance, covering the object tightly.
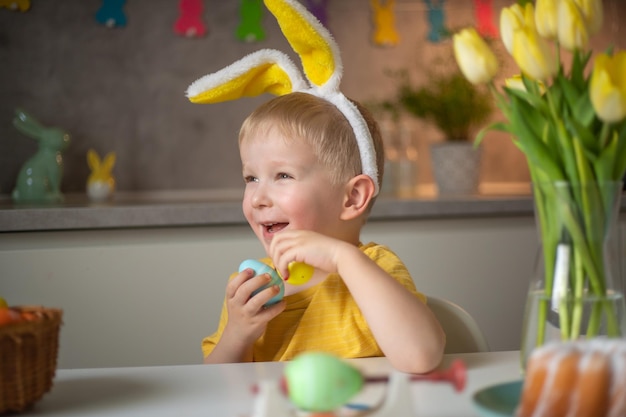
[520,181,626,370]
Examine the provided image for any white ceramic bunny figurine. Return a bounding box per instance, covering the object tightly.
[86,149,116,202]
[11,109,71,203]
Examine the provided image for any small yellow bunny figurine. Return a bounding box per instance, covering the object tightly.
[86,149,116,202]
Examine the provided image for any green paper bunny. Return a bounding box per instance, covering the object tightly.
[236,0,265,42]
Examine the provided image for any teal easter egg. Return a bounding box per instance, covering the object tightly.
[238,259,284,306]
[284,352,363,412]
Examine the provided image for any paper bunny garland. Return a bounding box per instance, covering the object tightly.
[371,0,400,47]
[186,0,380,196]
[174,0,207,38]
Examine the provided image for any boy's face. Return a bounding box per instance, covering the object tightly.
[240,128,347,253]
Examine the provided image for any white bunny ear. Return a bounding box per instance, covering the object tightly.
[263,0,342,92]
[186,49,307,103]
[186,0,380,196]
[263,0,379,195]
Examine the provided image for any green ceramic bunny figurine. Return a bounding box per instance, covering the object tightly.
[11,109,71,203]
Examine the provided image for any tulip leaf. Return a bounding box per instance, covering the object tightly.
[563,112,598,155]
[573,139,605,251]
[521,74,544,98]
[540,118,561,162]
[573,138,595,185]
[547,82,564,114]
[594,134,616,183]
[474,122,510,148]
[508,97,565,181]
[556,73,582,114]
[572,89,595,128]
[503,86,549,115]
[510,94,545,145]
[570,50,592,90]
[520,139,564,181]
[593,137,622,223]
[614,122,626,180]
[554,119,581,184]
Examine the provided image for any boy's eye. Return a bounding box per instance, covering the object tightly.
[277,173,292,180]
[244,176,258,183]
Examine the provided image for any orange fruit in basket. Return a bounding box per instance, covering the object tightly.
[0,307,23,326]
[0,308,13,325]
[21,311,38,321]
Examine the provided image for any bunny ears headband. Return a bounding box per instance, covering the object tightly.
[186,0,379,196]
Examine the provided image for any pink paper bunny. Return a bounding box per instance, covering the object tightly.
[174,0,207,38]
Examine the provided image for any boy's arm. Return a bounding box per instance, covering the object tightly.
[203,331,255,364]
[336,245,445,374]
[270,230,445,373]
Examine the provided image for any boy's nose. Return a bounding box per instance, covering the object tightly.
[251,183,271,208]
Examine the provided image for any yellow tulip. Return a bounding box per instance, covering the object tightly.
[590,52,626,123]
[573,0,603,36]
[558,0,589,51]
[505,75,546,94]
[535,0,559,40]
[511,21,558,81]
[453,28,499,85]
[505,75,526,91]
[500,3,531,55]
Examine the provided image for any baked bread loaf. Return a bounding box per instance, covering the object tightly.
[517,338,626,417]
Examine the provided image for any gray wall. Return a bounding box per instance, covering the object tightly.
[1,0,623,196]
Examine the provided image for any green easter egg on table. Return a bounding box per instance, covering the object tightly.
[286,262,314,285]
[284,352,363,412]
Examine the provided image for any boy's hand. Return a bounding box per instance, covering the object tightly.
[269,230,350,280]
[222,268,285,348]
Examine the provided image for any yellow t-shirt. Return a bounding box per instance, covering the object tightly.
[201,242,426,361]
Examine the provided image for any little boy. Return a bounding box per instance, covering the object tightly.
[188,0,445,373]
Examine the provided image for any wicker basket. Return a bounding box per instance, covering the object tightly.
[0,306,63,413]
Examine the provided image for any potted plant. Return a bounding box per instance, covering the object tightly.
[395,68,493,195]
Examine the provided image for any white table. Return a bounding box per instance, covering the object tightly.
[22,351,522,416]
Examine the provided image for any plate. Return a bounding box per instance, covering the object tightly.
[472,380,523,417]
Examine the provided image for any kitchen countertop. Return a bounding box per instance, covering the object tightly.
[1,185,624,232]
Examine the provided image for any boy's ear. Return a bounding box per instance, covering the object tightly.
[340,174,376,220]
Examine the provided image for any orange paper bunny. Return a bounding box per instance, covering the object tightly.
[371,0,399,47]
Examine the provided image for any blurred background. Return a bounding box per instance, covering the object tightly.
[0,0,623,197]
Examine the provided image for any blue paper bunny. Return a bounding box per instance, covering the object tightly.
[424,0,449,42]
[95,0,127,28]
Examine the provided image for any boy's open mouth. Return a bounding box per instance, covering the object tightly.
[265,223,288,234]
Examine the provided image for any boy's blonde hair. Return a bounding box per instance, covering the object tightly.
[239,92,385,207]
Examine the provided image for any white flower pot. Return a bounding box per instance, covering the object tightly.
[430,142,481,196]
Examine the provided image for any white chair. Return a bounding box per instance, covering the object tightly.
[427,296,490,354]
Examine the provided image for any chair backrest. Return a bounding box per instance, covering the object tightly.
[427,296,490,354]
